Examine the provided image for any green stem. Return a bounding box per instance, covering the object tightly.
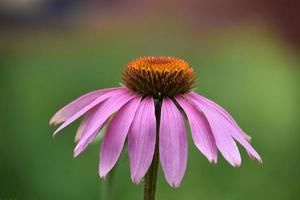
[144,99,161,200]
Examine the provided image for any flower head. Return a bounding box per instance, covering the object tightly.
[122,56,195,98]
[50,56,261,188]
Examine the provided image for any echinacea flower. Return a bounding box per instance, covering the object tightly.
[50,56,261,188]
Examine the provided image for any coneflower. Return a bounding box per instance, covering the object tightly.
[50,56,261,199]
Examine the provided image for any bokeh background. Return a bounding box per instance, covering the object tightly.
[1,0,299,199]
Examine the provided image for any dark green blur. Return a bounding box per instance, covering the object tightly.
[1,25,299,200]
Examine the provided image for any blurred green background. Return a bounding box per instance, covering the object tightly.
[1,1,300,200]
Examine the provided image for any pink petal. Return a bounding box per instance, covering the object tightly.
[175,96,217,163]
[128,97,156,184]
[159,98,187,188]
[189,92,261,162]
[99,97,142,177]
[74,106,99,143]
[53,87,125,136]
[230,131,262,162]
[74,90,136,157]
[50,87,120,125]
[190,92,251,141]
[187,95,241,166]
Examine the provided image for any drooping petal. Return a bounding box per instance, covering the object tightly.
[187,94,241,166]
[189,92,261,162]
[128,97,156,184]
[74,90,136,157]
[99,97,142,177]
[230,130,262,162]
[175,96,217,163]
[50,87,120,125]
[188,93,261,164]
[159,98,187,188]
[53,87,125,136]
[74,106,99,143]
[190,92,251,141]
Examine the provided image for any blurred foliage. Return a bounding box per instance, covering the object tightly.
[0,25,299,200]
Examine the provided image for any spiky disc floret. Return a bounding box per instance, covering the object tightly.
[122,56,195,98]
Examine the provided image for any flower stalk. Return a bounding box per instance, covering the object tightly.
[143,99,161,200]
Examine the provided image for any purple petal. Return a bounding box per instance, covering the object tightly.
[187,94,241,166]
[230,130,262,162]
[74,108,97,142]
[190,92,251,141]
[189,92,261,162]
[159,98,187,188]
[74,90,137,157]
[50,87,120,125]
[188,93,261,165]
[53,87,125,136]
[175,96,217,163]
[99,97,142,177]
[128,97,156,184]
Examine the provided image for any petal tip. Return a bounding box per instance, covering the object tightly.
[232,162,241,167]
[228,157,242,167]
[49,115,62,126]
[73,144,85,158]
[99,172,106,179]
[247,149,262,163]
[53,128,62,136]
[251,155,263,164]
[49,116,55,125]
[170,181,181,188]
[99,168,108,178]
[209,157,218,164]
[131,176,142,185]
[73,151,80,158]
